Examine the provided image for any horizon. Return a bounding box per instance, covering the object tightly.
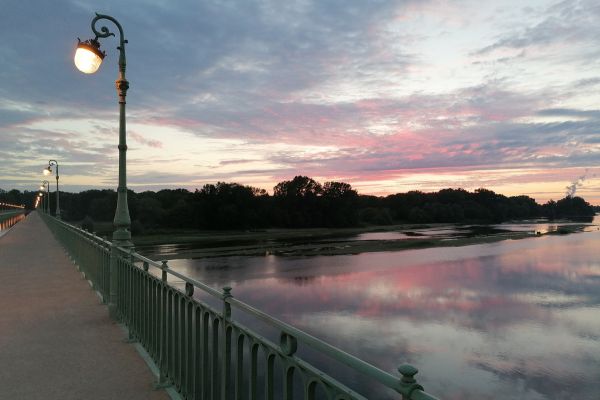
[1,1,599,205]
[2,180,598,206]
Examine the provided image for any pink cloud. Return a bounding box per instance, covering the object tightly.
[129,131,163,149]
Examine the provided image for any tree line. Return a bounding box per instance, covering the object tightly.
[1,176,596,232]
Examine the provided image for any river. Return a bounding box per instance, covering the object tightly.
[145,218,600,399]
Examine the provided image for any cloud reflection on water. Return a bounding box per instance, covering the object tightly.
[168,231,600,399]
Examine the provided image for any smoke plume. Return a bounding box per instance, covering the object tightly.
[565,170,588,197]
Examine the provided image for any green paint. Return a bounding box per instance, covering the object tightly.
[41,206,441,399]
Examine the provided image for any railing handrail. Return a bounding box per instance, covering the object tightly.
[0,209,25,215]
[118,243,411,390]
[44,213,441,400]
[113,244,403,389]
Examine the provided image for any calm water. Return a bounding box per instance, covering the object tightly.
[158,219,600,399]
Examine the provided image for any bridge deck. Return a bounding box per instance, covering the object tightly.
[0,212,168,400]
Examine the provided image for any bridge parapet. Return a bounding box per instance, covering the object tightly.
[0,209,26,222]
[40,214,440,400]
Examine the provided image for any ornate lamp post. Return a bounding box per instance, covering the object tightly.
[76,13,132,319]
[74,13,132,248]
[40,181,50,213]
[44,160,60,219]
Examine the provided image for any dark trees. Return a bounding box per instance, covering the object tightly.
[273,176,323,227]
[272,177,359,227]
[7,178,595,231]
[543,196,594,219]
[322,181,359,227]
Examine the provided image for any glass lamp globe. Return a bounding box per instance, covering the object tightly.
[74,39,105,74]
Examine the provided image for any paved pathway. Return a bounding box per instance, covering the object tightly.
[0,212,169,400]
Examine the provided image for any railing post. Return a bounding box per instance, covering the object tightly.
[156,259,171,389]
[126,251,137,343]
[221,287,233,400]
[222,286,232,319]
[108,242,119,320]
[398,364,424,400]
[161,260,168,282]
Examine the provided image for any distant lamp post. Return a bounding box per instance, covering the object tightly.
[41,180,50,213]
[75,13,132,247]
[45,160,61,219]
[39,185,45,212]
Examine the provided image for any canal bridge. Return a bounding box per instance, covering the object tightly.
[0,211,440,400]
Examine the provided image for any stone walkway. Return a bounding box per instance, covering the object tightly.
[0,212,169,400]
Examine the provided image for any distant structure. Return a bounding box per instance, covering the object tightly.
[565,170,588,197]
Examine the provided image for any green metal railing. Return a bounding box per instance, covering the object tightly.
[0,209,25,222]
[41,213,440,400]
[0,211,26,234]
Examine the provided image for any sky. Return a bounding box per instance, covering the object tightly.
[1,0,599,204]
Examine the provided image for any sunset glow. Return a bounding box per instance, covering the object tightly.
[0,1,598,203]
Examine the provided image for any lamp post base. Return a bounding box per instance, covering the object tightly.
[112,228,133,248]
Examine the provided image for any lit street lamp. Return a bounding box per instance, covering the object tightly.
[44,160,61,219]
[38,185,45,212]
[75,13,132,248]
[40,181,50,213]
[76,13,133,319]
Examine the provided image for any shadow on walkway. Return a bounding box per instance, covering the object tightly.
[0,211,168,400]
